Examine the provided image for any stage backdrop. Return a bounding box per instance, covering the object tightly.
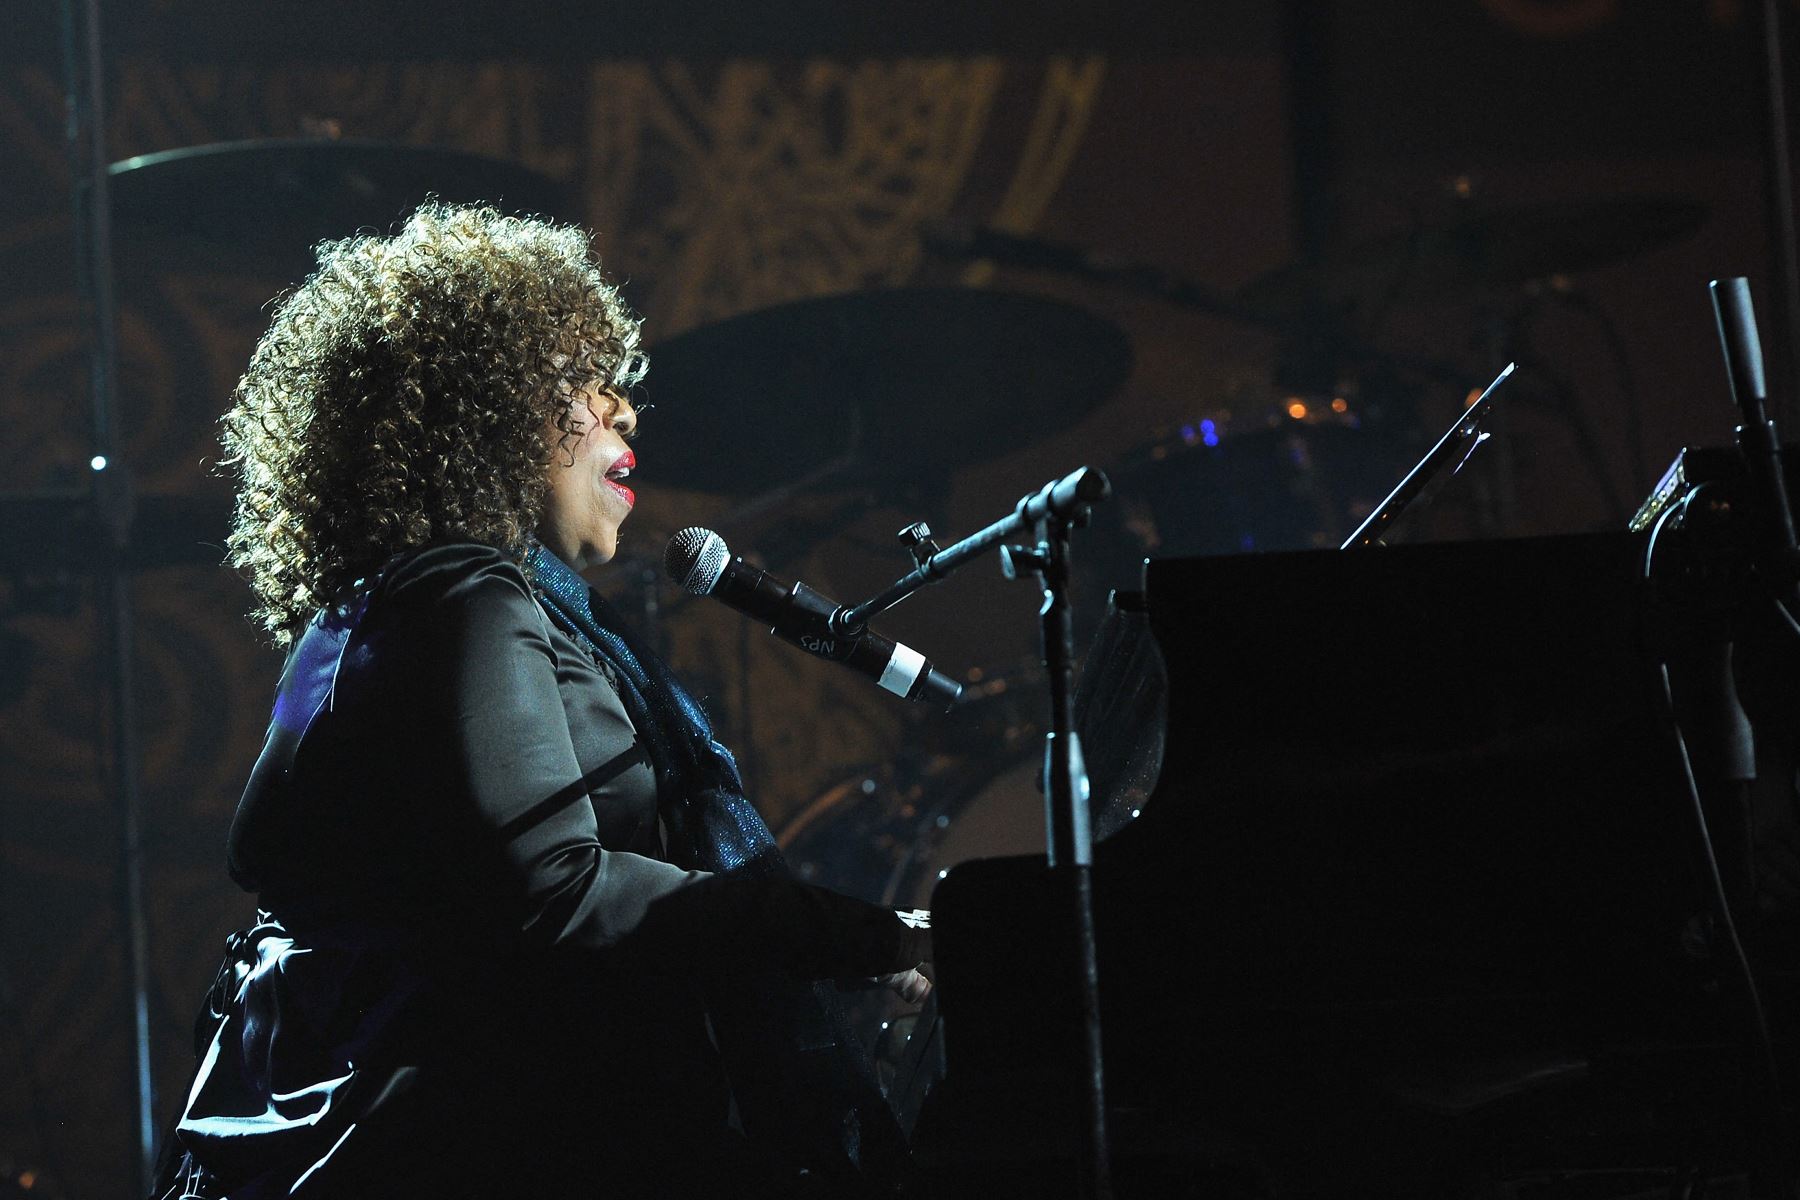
[0,1,1789,1194]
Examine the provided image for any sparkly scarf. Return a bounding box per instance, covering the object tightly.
[525,544,911,1186]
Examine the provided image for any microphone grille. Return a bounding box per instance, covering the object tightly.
[665,527,730,595]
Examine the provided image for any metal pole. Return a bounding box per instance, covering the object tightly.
[1760,0,1800,428]
[59,0,157,1188]
[1035,517,1111,1200]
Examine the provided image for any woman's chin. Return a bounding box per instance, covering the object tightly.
[582,532,620,567]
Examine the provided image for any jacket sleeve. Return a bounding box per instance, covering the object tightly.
[383,543,926,979]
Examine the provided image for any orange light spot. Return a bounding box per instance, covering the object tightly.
[1464,387,1484,408]
[1330,397,1348,413]
[1286,400,1308,420]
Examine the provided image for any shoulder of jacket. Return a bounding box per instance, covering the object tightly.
[377,541,530,597]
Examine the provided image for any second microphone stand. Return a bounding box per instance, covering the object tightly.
[836,465,1114,1200]
[1001,505,1113,1200]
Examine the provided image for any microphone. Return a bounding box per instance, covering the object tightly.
[665,528,963,708]
[1711,277,1769,409]
[1709,276,1800,585]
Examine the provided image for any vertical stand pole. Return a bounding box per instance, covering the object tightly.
[1759,0,1800,428]
[59,0,155,1190]
[1035,516,1112,1200]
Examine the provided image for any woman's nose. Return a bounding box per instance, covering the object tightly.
[611,396,638,438]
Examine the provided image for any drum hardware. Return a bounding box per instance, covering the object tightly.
[1095,390,1421,568]
[632,286,1131,669]
[776,660,1047,907]
[1236,196,1708,537]
[921,219,1490,396]
[6,142,568,577]
[932,203,1707,549]
[108,139,573,275]
[1235,197,1709,321]
[641,289,1130,501]
[930,202,1711,323]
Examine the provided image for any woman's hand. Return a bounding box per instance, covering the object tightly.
[875,967,931,1004]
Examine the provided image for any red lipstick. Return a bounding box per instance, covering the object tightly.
[604,449,636,507]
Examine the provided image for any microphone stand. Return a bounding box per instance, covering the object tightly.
[1756,0,1800,430]
[1712,278,1800,599]
[837,465,1115,1200]
[1654,277,1800,1197]
[830,466,1109,634]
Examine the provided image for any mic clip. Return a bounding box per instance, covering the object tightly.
[774,580,856,662]
[999,543,1048,581]
[897,521,941,568]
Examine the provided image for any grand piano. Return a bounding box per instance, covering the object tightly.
[909,531,1800,1198]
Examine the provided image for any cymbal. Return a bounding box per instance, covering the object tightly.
[1238,197,1708,318]
[108,139,571,268]
[639,288,1132,495]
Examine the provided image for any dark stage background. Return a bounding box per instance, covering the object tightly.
[1,2,1796,1194]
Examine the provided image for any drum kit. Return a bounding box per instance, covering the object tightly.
[5,135,1710,1030]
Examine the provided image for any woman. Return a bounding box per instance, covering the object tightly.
[152,203,930,1199]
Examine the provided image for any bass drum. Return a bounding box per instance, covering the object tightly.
[777,657,1051,907]
[777,749,1048,909]
[898,756,1049,906]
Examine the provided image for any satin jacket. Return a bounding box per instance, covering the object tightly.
[155,543,924,1199]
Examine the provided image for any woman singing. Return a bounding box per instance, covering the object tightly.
[152,203,930,1199]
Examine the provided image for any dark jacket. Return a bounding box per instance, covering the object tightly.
[155,543,922,1199]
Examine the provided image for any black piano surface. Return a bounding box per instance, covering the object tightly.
[916,532,1797,1197]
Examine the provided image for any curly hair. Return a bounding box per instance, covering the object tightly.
[222,202,646,644]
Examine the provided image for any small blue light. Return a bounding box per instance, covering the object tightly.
[90,455,108,471]
[1239,533,1256,551]
[1179,423,1199,445]
[1200,419,1220,447]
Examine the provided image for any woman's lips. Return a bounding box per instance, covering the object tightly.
[604,449,636,507]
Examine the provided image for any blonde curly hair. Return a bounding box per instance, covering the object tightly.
[222,202,646,644]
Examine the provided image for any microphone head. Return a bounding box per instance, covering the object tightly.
[1710,276,1768,404]
[665,527,730,595]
